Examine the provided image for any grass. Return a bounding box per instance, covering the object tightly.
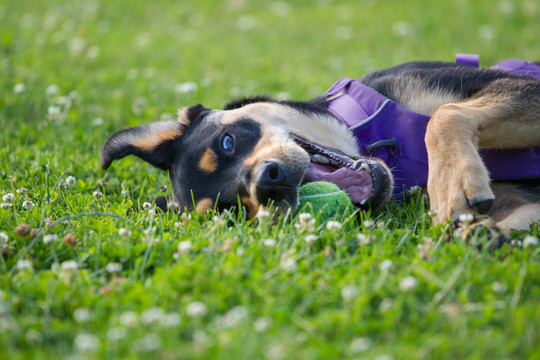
[1,0,540,359]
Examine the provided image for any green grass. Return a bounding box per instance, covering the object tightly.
[2,0,540,359]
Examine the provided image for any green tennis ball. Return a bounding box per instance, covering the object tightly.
[297,181,353,219]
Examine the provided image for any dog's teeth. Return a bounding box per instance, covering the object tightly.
[313,154,330,164]
[360,199,367,205]
[360,163,372,173]
[329,158,339,165]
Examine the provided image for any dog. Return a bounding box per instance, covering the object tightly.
[101,58,540,233]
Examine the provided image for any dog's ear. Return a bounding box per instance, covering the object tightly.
[101,105,209,171]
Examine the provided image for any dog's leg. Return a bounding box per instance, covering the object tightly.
[425,78,540,224]
[496,204,540,230]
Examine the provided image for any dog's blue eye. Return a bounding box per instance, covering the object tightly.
[221,134,234,152]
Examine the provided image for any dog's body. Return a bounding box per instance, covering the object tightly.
[102,59,540,231]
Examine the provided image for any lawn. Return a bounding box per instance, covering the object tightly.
[1,0,540,359]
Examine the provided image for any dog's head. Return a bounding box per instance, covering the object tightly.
[101,97,393,218]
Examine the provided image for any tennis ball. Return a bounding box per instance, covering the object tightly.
[297,181,353,219]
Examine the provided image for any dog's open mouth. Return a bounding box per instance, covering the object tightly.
[292,135,387,207]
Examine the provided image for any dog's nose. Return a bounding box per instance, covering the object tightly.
[261,161,286,184]
[256,161,294,204]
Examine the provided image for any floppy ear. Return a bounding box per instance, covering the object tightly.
[101,104,209,171]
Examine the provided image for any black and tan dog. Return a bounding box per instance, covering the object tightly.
[101,60,540,231]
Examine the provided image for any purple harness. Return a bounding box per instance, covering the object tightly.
[324,55,540,200]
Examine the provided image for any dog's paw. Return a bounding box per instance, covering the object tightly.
[454,214,509,253]
[425,120,494,223]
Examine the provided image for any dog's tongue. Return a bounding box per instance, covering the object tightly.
[304,163,372,204]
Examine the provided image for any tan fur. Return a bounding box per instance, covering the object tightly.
[131,126,181,151]
[241,196,259,220]
[426,80,540,225]
[391,77,463,115]
[195,198,214,212]
[198,148,218,173]
[496,204,540,230]
[177,108,191,127]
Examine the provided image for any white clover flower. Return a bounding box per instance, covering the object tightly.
[458,213,475,224]
[326,220,342,232]
[186,301,207,318]
[491,281,506,293]
[118,228,131,237]
[16,259,33,271]
[2,193,14,203]
[0,232,8,246]
[216,306,248,329]
[350,336,372,353]
[270,1,291,17]
[47,105,61,116]
[74,333,100,353]
[356,233,371,246]
[60,260,79,273]
[280,257,297,272]
[212,215,226,226]
[135,333,161,352]
[147,208,156,217]
[87,45,100,59]
[73,308,92,323]
[399,276,418,292]
[298,213,312,224]
[362,219,375,229]
[255,207,270,222]
[510,239,522,248]
[45,84,59,96]
[69,37,86,55]
[174,82,198,94]
[93,190,103,198]
[341,284,360,301]
[43,234,59,245]
[296,213,315,232]
[263,238,276,247]
[253,316,272,332]
[22,200,34,211]
[159,185,168,193]
[378,298,394,313]
[161,312,181,327]
[142,202,152,209]
[14,83,26,93]
[119,311,138,327]
[379,259,393,272]
[65,175,76,187]
[1,203,13,209]
[92,117,104,126]
[107,327,127,342]
[141,307,165,325]
[177,240,192,254]
[167,201,179,210]
[523,235,538,248]
[105,262,122,274]
[16,188,28,195]
[237,15,256,31]
[304,234,317,245]
[407,185,421,195]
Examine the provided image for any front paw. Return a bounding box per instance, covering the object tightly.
[426,150,494,223]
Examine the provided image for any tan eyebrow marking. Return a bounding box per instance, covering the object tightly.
[198,148,218,173]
